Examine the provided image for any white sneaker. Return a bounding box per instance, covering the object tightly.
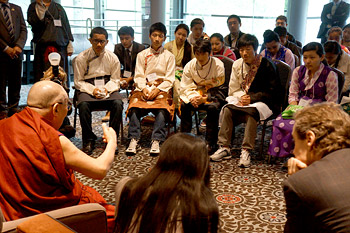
[126,138,139,156]
[150,140,160,156]
[238,149,251,168]
[210,147,231,162]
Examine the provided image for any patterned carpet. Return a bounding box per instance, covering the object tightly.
[68,107,288,233]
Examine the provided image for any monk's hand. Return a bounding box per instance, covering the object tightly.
[148,88,160,100]
[287,157,308,176]
[142,88,150,100]
[239,94,251,106]
[102,123,117,144]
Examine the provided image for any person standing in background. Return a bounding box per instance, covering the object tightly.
[224,14,245,59]
[0,0,27,120]
[317,0,350,44]
[27,0,73,83]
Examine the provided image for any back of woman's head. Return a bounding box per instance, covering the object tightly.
[302,42,324,57]
[115,133,218,233]
[155,133,209,182]
[324,40,342,55]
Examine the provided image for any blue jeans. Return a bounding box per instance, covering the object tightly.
[128,108,168,141]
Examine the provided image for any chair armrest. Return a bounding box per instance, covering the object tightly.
[2,203,107,233]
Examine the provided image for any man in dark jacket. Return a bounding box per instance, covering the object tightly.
[27,0,74,83]
[317,0,350,44]
[0,0,27,119]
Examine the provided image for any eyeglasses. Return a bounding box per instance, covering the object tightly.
[57,101,72,111]
[92,39,107,45]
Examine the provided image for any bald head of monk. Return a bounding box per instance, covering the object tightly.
[27,81,69,130]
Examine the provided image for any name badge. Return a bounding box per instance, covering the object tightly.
[147,73,157,83]
[54,19,62,27]
[123,71,132,78]
[298,98,312,107]
[94,79,105,88]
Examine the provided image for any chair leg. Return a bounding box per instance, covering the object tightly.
[194,110,200,135]
[259,121,267,159]
[73,107,77,129]
[120,120,124,142]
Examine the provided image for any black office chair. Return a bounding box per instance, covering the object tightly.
[262,60,291,161]
[330,67,345,103]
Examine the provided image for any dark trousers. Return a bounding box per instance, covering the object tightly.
[180,101,221,146]
[33,43,68,83]
[128,108,168,142]
[78,99,123,143]
[0,57,22,113]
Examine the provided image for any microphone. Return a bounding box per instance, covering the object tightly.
[48,52,61,82]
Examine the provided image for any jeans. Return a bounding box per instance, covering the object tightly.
[128,108,168,141]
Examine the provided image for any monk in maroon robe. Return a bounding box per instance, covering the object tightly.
[0,81,116,232]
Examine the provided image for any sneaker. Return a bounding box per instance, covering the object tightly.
[126,138,139,156]
[238,149,251,168]
[210,147,232,162]
[150,140,160,156]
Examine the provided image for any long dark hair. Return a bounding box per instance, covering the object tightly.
[175,24,192,68]
[114,133,219,233]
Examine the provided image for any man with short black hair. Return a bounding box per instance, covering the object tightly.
[74,27,123,155]
[224,14,245,58]
[274,26,301,60]
[275,15,298,46]
[317,0,350,44]
[180,38,225,154]
[114,26,145,90]
[125,22,175,156]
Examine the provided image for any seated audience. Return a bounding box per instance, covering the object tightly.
[114,26,145,90]
[164,23,195,109]
[0,81,116,232]
[114,133,219,233]
[210,34,281,167]
[327,26,350,54]
[342,23,350,50]
[125,22,175,156]
[224,14,245,59]
[268,42,338,158]
[187,18,210,45]
[275,15,300,46]
[324,40,350,94]
[274,26,301,60]
[180,39,225,155]
[74,27,123,155]
[284,103,350,232]
[260,29,295,70]
[210,33,236,60]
